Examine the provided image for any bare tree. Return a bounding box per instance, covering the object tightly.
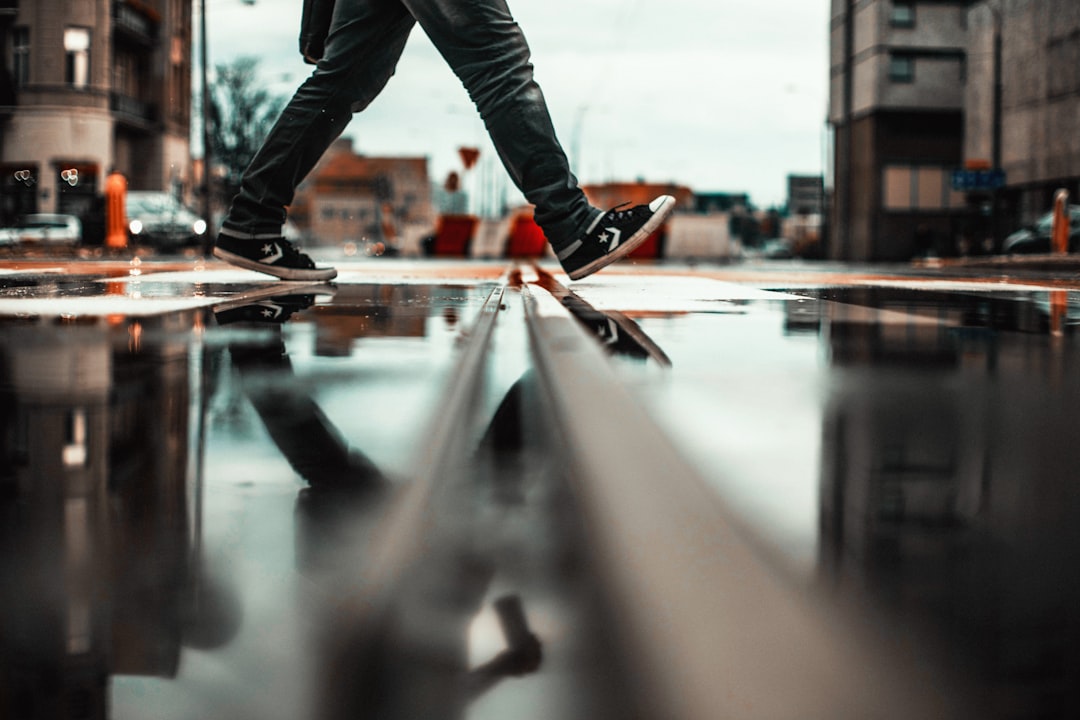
[207,57,287,208]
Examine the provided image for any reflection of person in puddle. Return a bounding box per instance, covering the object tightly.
[213,291,548,717]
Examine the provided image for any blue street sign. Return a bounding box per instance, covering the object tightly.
[951,168,1006,192]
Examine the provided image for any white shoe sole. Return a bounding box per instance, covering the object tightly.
[567,195,676,281]
[214,247,338,281]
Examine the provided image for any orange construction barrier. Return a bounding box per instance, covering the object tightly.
[1051,188,1069,254]
[105,171,128,249]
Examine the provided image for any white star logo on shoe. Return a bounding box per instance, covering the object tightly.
[602,227,622,251]
[257,302,283,319]
[261,243,283,263]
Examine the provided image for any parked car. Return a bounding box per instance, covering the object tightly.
[0,214,82,245]
[1003,204,1080,254]
[126,191,208,250]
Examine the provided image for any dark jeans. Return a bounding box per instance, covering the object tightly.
[224,0,596,247]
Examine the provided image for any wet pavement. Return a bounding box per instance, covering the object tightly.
[3,255,1080,718]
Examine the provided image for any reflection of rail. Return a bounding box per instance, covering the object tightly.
[305,263,971,718]
[520,273,963,720]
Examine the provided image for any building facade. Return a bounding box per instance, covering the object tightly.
[290,138,435,248]
[0,0,193,225]
[965,0,1080,230]
[829,0,973,260]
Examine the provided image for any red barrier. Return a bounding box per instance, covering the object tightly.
[431,214,477,256]
[628,227,666,259]
[506,212,547,257]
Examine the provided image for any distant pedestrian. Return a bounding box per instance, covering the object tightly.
[213,0,674,281]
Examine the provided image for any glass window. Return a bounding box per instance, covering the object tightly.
[64,27,91,89]
[891,2,915,28]
[12,26,30,87]
[916,168,943,210]
[884,166,913,210]
[889,54,914,83]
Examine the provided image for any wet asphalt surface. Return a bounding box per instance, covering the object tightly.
[3,254,1080,718]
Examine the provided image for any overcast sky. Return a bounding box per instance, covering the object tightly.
[204,0,830,208]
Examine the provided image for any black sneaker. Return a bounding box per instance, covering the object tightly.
[556,195,675,280]
[214,231,337,281]
[213,286,335,325]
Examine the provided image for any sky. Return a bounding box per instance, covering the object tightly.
[203,0,830,209]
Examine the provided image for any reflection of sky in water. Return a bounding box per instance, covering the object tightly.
[622,300,824,576]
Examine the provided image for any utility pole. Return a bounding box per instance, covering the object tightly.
[199,0,212,254]
[991,4,1003,252]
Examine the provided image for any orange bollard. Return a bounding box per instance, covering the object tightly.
[105,171,128,249]
[1050,289,1067,337]
[1051,188,1069,254]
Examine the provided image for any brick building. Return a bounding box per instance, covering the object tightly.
[291,138,434,248]
[0,0,195,224]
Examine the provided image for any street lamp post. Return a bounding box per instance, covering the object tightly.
[990,2,1003,252]
[199,0,211,254]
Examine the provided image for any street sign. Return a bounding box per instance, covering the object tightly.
[951,168,1006,192]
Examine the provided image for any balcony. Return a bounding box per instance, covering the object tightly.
[111,92,158,129]
[113,0,159,48]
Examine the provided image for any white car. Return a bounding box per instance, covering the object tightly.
[4,213,82,245]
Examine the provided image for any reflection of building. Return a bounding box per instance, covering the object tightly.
[829,0,970,260]
[291,138,434,248]
[0,315,205,719]
[0,0,195,223]
[311,284,432,356]
[965,1,1080,228]
[0,328,112,719]
[817,291,1080,717]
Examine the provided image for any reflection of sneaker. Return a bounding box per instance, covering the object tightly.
[214,231,337,281]
[556,195,675,280]
[213,287,335,325]
[533,268,671,366]
[562,294,671,366]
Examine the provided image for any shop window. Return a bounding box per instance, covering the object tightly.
[884,165,966,211]
[884,166,913,210]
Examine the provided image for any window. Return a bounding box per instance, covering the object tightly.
[891,1,915,28]
[12,26,30,87]
[884,166,912,210]
[64,27,91,89]
[883,165,966,212]
[889,54,914,83]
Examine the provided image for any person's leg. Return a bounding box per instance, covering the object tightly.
[400,0,595,245]
[402,0,675,279]
[215,0,415,279]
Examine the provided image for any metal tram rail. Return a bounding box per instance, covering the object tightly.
[291,262,966,719]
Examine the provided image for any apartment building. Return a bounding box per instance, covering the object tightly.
[829,0,973,260]
[0,0,193,224]
[966,0,1080,229]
